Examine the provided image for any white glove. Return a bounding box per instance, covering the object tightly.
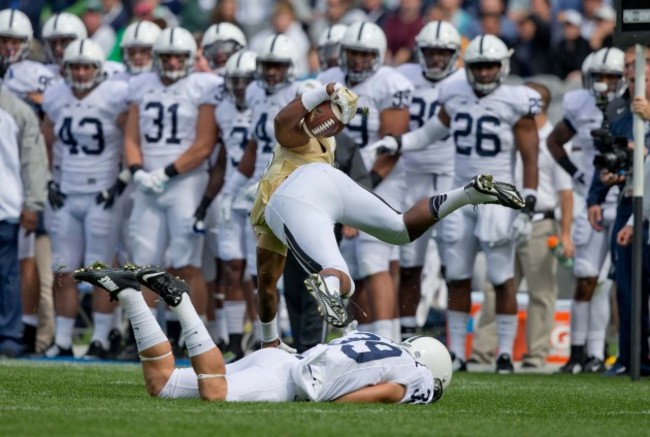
[133,170,160,194]
[365,135,400,156]
[218,193,234,224]
[149,168,170,193]
[330,83,358,124]
[511,212,533,247]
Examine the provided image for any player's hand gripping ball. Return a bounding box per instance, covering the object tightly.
[304,86,359,138]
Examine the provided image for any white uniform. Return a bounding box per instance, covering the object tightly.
[440,80,541,284]
[128,72,223,268]
[213,98,257,276]
[562,89,618,278]
[395,64,464,268]
[42,79,129,271]
[318,66,413,276]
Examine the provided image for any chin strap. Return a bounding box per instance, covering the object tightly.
[197,374,226,380]
[139,350,173,362]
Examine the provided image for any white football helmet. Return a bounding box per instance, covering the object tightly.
[63,39,105,91]
[415,21,461,81]
[42,12,88,65]
[464,34,512,95]
[255,34,298,94]
[581,52,595,89]
[225,49,257,108]
[153,27,197,82]
[202,22,247,73]
[587,47,625,101]
[317,24,347,71]
[0,9,33,63]
[340,21,386,84]
[120,20,161,74]
[401,336,452,395]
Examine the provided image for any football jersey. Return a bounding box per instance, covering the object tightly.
[245,80,306,179]
[129,71,223,170]
[439,79,541,182]
[318,66,414,171]
[4,60,56,100]
[395,64,464,175]
[43,80,129,194]
[292,331,435,404]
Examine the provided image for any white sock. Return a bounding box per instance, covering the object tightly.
[496,314,518,357]
[215,308,228,343]
[373,319,393,340]
[323,275,340,296]
[261,315,279,343]
[112,306,123,330]
[357,323,372,332]
[571,300,589,345]
[22,314,38,327]
[171,295,215,357]
[392,318,401,343]
[90,312,113,349]
[447,310,469,361]
[430,186,470,220]
[54,316,76,349]
[224,301,246,334]
[119,288,168,352]
[587,282,610,360]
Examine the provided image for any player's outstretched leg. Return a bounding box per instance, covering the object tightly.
[136,266,227,401]
[462,175,525,209]
[304,273,350,328]
[73,264,173,396]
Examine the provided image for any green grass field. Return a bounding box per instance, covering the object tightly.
[2,361,650,436]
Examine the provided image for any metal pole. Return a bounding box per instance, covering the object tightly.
[630,44,646,381]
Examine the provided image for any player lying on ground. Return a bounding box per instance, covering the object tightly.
[250,81,528,334]
[75,265,452,403]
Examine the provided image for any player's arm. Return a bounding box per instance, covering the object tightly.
[369,107,411,183]
[333,383,406,403]
[167,104,218,173]
[202,145,227,201]
[236,138,257,178]
[546,120,583,181]
[41,115,55,169]
[514,116,539,192]
[124,103,143,168]
[116,110,128,132]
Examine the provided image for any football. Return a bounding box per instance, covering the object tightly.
[304,100,345,138]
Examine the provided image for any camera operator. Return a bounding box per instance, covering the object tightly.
[588,45,650,376]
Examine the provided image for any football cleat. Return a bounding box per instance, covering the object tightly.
[582,356,606,373]
[83,340,109,360]
[108,329,123,358]
[135,266,188,307]
[450,351,467,372]
[304,273,349,328]
[495,353,515,374]
[74,264,140,301]
[43,343,74,358]
[464,174,525,210]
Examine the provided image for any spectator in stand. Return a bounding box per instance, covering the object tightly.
[101,0,130,32]
[210,0,239,26]
[133,0,178,29]
[382,0,425,66]
[235,0,273,39]
[310,0,368,47]
[361,0,387,26]
[424,0,473,38]
[579,0,605,42]
[550,10,590,81]
[468,0,518,47]
[510,13,552,77]
[84,0,116,55]
[588,4,615,50]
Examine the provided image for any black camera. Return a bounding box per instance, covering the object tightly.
[591,128,632,174]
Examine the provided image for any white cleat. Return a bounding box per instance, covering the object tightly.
[464,174,525,210]
[304,273,349,328]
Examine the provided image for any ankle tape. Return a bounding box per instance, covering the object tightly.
[139,350,172,362]
[197,373,226,380]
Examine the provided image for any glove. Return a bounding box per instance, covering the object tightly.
[96,169,130,209]
[365,135,401,156]
[149,168,170,193]
[133,169,161,194]
[47,181,66,210]
[217,192,234,224]
[192,196,212,234]
[511,211,532,247]
[330,83,359,124]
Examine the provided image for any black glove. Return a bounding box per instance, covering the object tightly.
[47,181,66,210]
[96,179,127,209]
[192,196,212,234]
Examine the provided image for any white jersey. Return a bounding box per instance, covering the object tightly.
[396,64,464,175]
[4,60,56,100]
[42,80,129,194]
[129,72,223,170]
[245,80,305,179]
[292,331,435,404]
[440,80,541,182]
[318,66,414,170]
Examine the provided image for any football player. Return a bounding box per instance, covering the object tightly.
[316,24,347,71]
[124,27,221,326]
[118,20,161,78]
[74,264,451,404]
[367,34,540,373]
[41,39,130,358]
[546,47,625,373]
[201,22,247,75]
[317,21,414,342]
[394,21,464,341]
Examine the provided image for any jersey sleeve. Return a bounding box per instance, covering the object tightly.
[194,72,225,106]
[41,82,66,121]
[127,72,153,105]
[394,365,436,404]
[377,69,414,111]
[104,80,130,119]
[561,91,581,132]
[5,62,55,96]
[517,85,542,118]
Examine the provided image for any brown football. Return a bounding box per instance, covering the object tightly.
[304,100,345,138]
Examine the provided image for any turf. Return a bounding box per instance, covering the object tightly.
[1,361,649,437]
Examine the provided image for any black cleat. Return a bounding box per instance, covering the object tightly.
[496,353,515,374]
[559,346,586,374]
[74,264,140,301]
[135,266,188,307]
[582,356,606,373]
[450,352,468,372]
[83,340,109,360]
[43,343,74,358]
[108,329,123,358]
[464,174,525,210]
